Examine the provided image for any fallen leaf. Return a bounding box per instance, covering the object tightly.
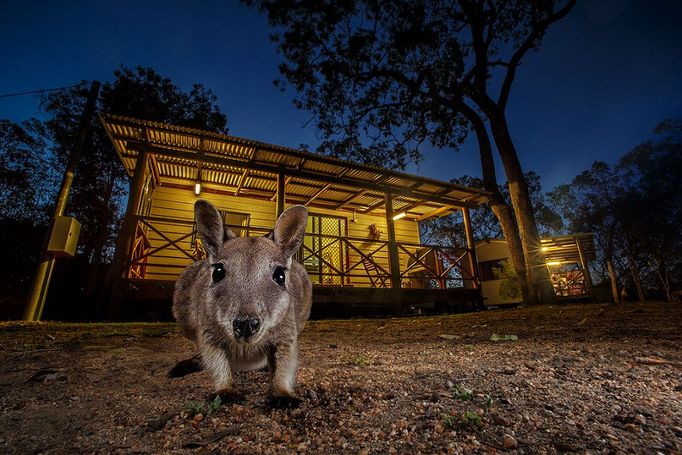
[635,356,681,366]
[184,429,233,448]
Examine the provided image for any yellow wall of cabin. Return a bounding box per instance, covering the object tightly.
[139,184,421,285]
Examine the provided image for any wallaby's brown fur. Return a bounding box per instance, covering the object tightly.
[173,200,312,407]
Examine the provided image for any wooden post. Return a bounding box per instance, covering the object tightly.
[276,165,286,217]
[24,81,100,321]
[462,207,484,309]
[384,193,402,313]
[105,147,150,319]
[576,237,596,302]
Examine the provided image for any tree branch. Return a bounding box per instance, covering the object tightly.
[498,0,577,109]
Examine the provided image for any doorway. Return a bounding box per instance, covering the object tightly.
[300,214,348,285]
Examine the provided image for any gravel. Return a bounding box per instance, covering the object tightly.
[0,301,681,453]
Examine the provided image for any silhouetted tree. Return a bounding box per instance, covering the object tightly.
[423,172,562,247]
[0,119,53,222]
[0,120,54,317]
[39,66,229,266]
[1,66,228,318]
[548,119,682,303]
[617,120,682,301]
[549,162,629,303]
[247,0,576,304]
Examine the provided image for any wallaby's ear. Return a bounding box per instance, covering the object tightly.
[273,205,308,257]
[194,200,236,258]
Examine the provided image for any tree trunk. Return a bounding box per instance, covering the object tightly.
[655,258,672,302]
[489,200,529,300]
[463,109,530,302]
[606,258,620,304]
[625,249,646,303]
[486,110,555,305]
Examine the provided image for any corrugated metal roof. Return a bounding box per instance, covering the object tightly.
[101,114,491,219]
[541,234,596,263]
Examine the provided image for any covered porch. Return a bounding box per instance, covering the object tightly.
[101,115,490,316]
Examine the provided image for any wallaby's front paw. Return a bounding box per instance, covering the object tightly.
[209,388,245,404]
[267,394,302,409]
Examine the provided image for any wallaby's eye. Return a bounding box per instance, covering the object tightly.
[272,266,286,287]
[211,263,226,283]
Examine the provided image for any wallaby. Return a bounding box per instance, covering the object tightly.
[173,200,312,408]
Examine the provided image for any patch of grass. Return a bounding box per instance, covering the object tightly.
[484,394,494,408]
[183,395,222,417]
[207,395,222,413]
[440,413,457,428]
[442,410,482,429]
[461,411,482,428]
[347,355,370,366]
[452,383,473,401]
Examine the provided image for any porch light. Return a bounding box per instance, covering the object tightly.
[392,212,407,221]
[195,167,202,195]
[546,261,561,266]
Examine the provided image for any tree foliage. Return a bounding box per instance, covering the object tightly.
[422,171,562,246]
[1,66,227,318]
[548,120,682,301]
[251,0,571,167]
[0,119,53,222]
[248,0,575,305]
[35,66,228,265]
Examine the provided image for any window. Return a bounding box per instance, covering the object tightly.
[190,210,251,255]
[479,259,505,282]
[220,210,250,237]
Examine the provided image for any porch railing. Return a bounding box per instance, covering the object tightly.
[551,270,588,297]
[126,214,479,290]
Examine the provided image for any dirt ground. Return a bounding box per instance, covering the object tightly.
[0,302,680,454]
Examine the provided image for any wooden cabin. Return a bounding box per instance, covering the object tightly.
[476,234,596,305]
[101,115,490,316]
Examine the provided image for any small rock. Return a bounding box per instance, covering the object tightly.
[446,380,454,389]
[429,392,440,403]
[624,423,640,433]
[503,434,518,449]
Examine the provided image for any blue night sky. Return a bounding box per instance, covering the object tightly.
[1,0,680,190]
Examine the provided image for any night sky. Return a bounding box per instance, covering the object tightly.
[1,0,680,190]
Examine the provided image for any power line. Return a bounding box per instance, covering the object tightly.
[0,83,86,99]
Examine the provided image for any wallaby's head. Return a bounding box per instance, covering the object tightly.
[193,200,308,345]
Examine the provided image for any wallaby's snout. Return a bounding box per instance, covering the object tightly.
[233,315,261,340]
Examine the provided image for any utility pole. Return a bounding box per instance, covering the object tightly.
[23,81,100,321]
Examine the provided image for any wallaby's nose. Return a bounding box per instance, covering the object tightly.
[233,316,261,340]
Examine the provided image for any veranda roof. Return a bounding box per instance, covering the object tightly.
[541,233,596,264]
[476,233,596,265]
[101,114,490,220]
